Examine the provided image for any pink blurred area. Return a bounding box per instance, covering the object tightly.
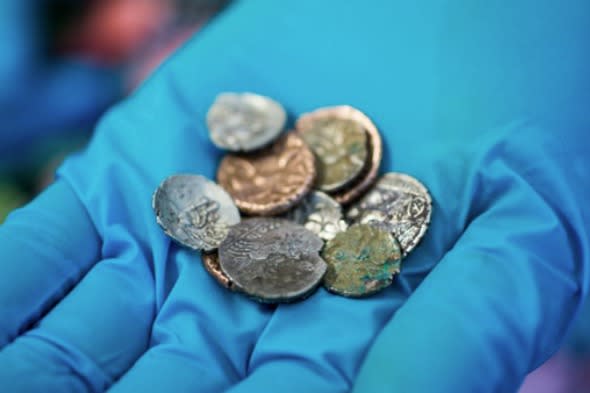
[61,0,174,65]
[64,0,212,91]
[60,0,205,89]
[519,353,590,393]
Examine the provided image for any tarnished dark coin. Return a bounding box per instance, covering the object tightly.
[346,172,432,255]
[207,92,286,152]
[201,251,233,289]
[322,224,402,297]
[217,133,316,216]
[297,114,368,193]
[285,191,347,241]
[218,218,327,303]
[152,174,240,251]
[297,106,382,204]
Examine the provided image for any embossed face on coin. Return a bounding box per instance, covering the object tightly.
[217,133,316,216]
[296,106,382,204]
[285,191,347,241]
[322,224,402,297]
[207,92,287,152]
[297,117,368,193]
[152,174,240,251]
[218,218,327,303]
[346,173,432,255]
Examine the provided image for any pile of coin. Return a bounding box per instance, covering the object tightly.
[152,92,432,303]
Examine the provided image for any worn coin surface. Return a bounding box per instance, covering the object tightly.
[201,251,233,289]
[285,191,347,241]
[297,106,382,204]
[207,92,287,152]
[152,174,240,252]
[218,218,327,303]
[217,132,316,216]
[297,115,368,193]
[322,224,402,297]
[346,172,432,255]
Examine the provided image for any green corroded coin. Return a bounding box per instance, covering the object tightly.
[322,224,402,297]
[298,117,368,193]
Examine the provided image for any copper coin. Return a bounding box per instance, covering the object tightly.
[297,106,382,205]
[217,132,316,216]
[201,251,233,289]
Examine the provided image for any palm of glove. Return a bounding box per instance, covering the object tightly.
[1,2,589,392]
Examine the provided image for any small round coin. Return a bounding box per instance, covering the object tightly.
[322,224,402,297]
[285,191,347,241]
[152,174,240,252]
[297,116,368,192]
[346,172,432,255]
[296,106,382,204]
[207,92,287,152]
[217,132,316,216]
[218,218,327,303]
[201,251,233,289]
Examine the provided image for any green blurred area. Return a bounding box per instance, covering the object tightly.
[0,182,28,224]
[0,134,87,224]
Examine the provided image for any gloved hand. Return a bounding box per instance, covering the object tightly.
[0,0,121,167]
[1,1,589,392]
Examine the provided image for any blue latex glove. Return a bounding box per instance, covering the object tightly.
[0,0,121,167]
[1,1,589,392]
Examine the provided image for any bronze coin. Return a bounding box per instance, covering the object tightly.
[217,132,316,216]
[297,117,368,193]
[201,251,233,289]
[296,106,382,205]
[322,224,402,297]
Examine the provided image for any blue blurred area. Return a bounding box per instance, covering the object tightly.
[0,0,122,171]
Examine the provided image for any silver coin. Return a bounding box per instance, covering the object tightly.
[206,92,287,152]
[285,191,348,241]
[218,218,327,303]
[152,174,240,252]
[346,172,432,255]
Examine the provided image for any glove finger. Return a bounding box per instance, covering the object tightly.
[0,230,271,393]
[0,180,100,347]
[0,253,155,392]
[108,255,272,393]
[353,124,589,392]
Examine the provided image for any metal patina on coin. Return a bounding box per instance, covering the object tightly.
[297,116,368,193]
[346,172,432,255]
[322,224,402,297]
[201,251,233,289]
[217,133,316,216]
[207,92,287,152]
[218,218,327,303]
[152,174,240,251]
[296,106,382,204]
[285,191,347,241]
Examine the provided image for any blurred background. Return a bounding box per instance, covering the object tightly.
[0,0,228,220]
[0,1,587,392]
